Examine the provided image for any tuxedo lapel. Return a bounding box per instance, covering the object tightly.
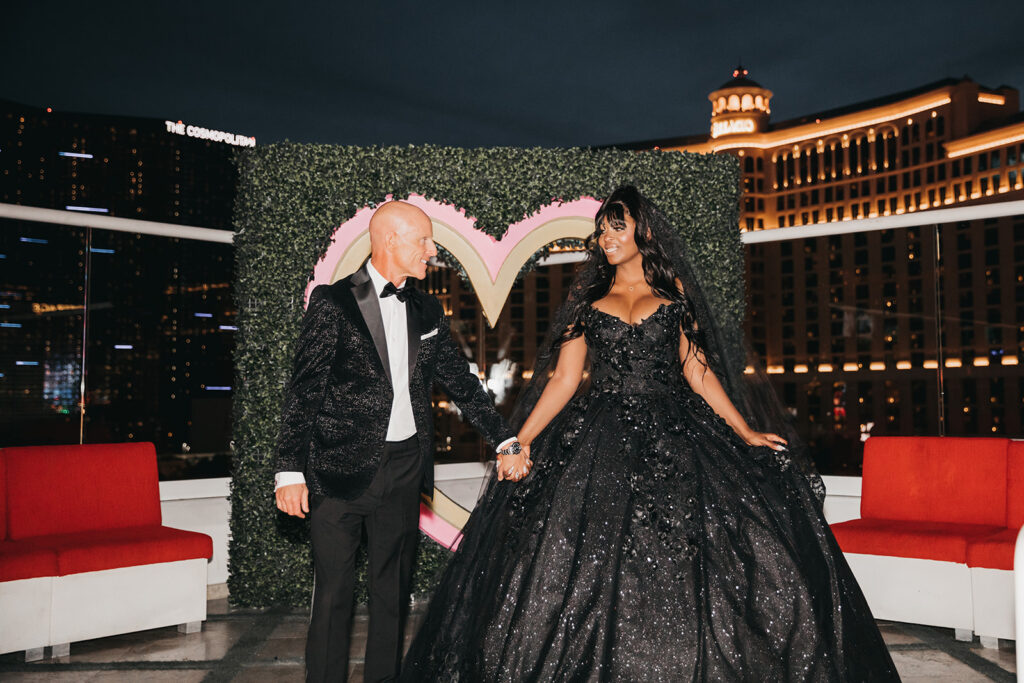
[406,291,421,379]
[350,266,392,386]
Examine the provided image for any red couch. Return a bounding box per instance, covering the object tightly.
[831,436,1021,646]
[0,443,213,660]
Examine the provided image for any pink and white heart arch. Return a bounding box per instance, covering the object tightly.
[305,194,601,326]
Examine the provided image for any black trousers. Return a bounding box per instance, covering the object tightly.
[306,437,422,683]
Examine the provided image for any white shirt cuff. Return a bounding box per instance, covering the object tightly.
[495,437,518,454]
[275,471,306,490]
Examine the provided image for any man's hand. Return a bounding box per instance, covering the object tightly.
[276,483,310,518]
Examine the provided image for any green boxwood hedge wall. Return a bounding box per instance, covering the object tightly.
[228,144,741,607]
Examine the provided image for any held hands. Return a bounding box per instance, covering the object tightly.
[496,443,532,482]
[744,432,788,452]
[276,483,310,518]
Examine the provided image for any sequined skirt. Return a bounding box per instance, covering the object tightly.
[401,388,900,682]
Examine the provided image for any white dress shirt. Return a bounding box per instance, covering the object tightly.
[275,260,514,491]
[366,260,418,441]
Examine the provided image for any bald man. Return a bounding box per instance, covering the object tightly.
[274,201,522,682]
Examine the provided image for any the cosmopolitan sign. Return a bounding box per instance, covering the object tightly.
[711,118,756,139]
[164,120,256,147]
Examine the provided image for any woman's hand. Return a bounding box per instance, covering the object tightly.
[497,444,532,482]
[744,432,788,451]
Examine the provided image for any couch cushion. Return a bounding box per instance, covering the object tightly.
[830,518,1003,563]
[860,436,1008,526]
[29,525,213,576]
[966,528,1020,570]
[3,443,162,540]
[0,541,58,581]
[1008,441,1024,528]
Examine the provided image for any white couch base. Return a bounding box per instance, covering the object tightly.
[0,576,53,655]
[844,553,974,632]
[51,558,207,647]
[971,567,1015,642]
[1016,527,1024,675]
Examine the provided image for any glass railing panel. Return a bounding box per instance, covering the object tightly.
[0,217,87,445]
[745,226,943,475]
[936,215,1024,438]
[84,230,235,478]
[6,201,1020,482]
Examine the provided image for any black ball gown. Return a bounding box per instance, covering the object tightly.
[402,302,900,682]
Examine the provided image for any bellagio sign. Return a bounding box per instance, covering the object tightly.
[711,117,756,139]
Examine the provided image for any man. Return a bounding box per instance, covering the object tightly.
[275,201,527,683]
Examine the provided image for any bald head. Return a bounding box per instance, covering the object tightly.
[369,201,430,250]
[367,201,437,284]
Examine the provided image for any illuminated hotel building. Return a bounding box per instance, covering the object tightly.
[637,69,1022,229]
[625,70,1024,471]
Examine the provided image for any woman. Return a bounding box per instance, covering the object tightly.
[402,186,899,681]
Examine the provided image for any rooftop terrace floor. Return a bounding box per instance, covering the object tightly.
[0,598,1016,681]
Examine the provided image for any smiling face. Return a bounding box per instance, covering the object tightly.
[369,201,438,283]
[391,212,437,280]
[597,208,641,267]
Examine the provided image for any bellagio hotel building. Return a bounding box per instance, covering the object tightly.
[628,70,1024,471]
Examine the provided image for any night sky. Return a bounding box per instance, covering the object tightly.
[3,1,1023,148]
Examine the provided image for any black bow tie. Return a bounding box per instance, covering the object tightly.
[380,281,413,303]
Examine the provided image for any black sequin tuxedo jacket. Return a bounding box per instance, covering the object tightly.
[275,264,514,501]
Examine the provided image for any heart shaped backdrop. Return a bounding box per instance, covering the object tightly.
[306,194,601,326]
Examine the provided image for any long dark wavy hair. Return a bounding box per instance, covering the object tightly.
[556,185,685,347]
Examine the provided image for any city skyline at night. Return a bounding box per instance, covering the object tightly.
[2,68,1022,476]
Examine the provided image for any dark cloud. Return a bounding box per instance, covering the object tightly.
[2,0,1022,146]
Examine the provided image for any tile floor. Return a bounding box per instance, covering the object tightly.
[0,598,1015,681]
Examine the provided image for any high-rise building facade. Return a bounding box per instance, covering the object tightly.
[1,98,251,228]
[622,70,1024,472]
